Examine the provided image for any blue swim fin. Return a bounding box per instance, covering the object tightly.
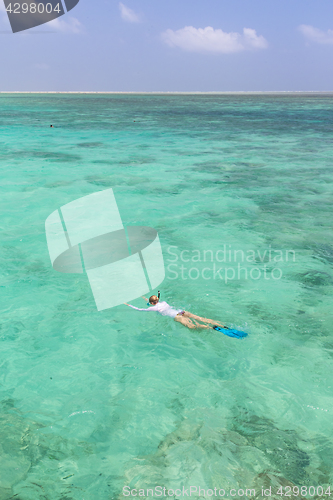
[213,326,248,339]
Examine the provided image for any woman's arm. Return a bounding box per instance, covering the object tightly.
[124,303,157,312]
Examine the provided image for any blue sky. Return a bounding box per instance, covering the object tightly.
[1,0,333,91]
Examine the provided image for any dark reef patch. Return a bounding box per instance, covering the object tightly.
[77,142,104,148]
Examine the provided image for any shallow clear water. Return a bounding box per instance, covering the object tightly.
[0,94,333,500]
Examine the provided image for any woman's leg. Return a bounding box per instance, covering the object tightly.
[183,311,225,327]
[174,315,211,329]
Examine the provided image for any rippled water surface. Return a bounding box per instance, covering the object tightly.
[0,94,333,500]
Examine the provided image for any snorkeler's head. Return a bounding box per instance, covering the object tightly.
[149,295,159,304]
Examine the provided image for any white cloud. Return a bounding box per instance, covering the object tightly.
[298,24,333,45]
[161,26,268,53]
[48,16,83,34]
[119,2,141,23]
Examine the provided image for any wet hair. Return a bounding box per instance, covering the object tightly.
[149,295,158,303]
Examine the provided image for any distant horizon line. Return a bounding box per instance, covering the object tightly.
[1,91,333,95]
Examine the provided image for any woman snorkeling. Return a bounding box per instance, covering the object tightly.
[124,293,226,330]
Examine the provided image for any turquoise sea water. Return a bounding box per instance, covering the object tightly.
[0,94,333,500]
